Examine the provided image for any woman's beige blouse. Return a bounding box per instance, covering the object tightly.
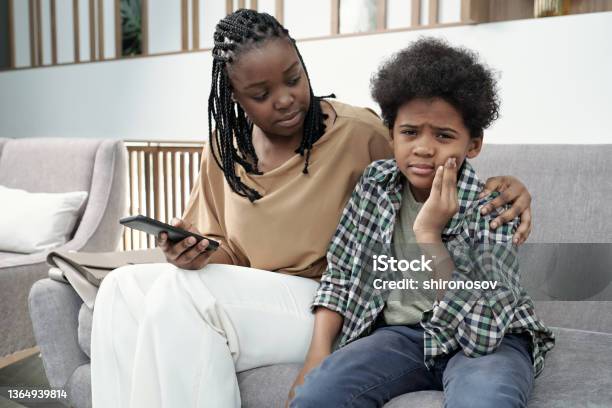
[183,99,392,279]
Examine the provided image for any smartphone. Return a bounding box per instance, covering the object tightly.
[119,215,219,251]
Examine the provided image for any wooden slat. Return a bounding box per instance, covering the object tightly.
[123,152,131,250]
[461,0,469,21]
[238,0,246,9]
[181,0,188,51]
[153,152,160,224]
[188,153,195,197]
[137,152,147,248]
[411,0,420,27]
[376,0,386,30]
[487,0,529,22]
[429,0,438,25]
[192,153,198,194]
[123,225,129,250]
[141,0,148,55]
[144,153,151,222]
[0,347,39,370]
[226,0,232,15]
[250,0,258,10]
[8,0,15,68]
[124,146,203,154]
[171,153,177,220]
[180,152,186,216]
[275,0,283,24]
[163,152,170,222]
[114,0,121,57]
[97,0,104,59]
[461,0,490,24]
[73,0,80,62]
[29,0,37,66]
[192,0,199,49]
[89,0,96,60]
[570,0,612,14]
[331,0,339,34]
[35,0,42,65]
[50,0,57,64]
[127,151,135,249]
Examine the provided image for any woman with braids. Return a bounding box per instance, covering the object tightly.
[91,9,534,407]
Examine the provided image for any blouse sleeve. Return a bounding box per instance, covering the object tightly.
[182,144,244,266]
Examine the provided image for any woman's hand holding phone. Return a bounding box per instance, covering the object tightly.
[158,218,213,270]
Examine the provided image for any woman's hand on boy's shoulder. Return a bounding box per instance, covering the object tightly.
[478,176,532,245]
[413,157,459,243]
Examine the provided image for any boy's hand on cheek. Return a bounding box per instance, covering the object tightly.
[413,157,459,243]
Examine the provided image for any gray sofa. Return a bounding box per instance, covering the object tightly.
[29,145,612,407]
[0,138,127,360]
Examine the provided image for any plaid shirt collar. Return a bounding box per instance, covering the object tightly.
[367,159,483,237]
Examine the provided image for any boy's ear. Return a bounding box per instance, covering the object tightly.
[466,136,483,159]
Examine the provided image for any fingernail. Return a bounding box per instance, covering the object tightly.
[481,207,489,215]
[187,237,196,245]
[513,238,519,244]
[491,221,498,229]
[451,157,457,167]
[198,240,207,249]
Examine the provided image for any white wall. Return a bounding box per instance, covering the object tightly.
[0,12,611,143]
[12,0,31,68]
[56,0,75,64]
[148,1,182,54]
[285,0,331,38]
[78,0,91,61]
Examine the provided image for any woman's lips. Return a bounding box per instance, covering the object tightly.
[407,164,435,176]
[277,111,303,128]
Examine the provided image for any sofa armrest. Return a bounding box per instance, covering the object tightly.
[28,278,89,390]
[63,140,128,253]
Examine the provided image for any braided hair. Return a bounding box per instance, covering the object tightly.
[209,9,328,202]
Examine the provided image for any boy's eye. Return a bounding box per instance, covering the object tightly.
[437,133,453,139]
[401,129,417,136]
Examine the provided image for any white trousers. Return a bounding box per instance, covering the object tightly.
[90,263,319,408]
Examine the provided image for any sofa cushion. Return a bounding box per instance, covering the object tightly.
[0,185,88,253]
[232,327,612,407]
[0,138,99,194]
[67,363,92,408]
[78,304,93,359]
[75,314,612,406]
[471,145,612,244]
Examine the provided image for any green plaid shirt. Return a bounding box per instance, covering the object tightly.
[313,159,555,377]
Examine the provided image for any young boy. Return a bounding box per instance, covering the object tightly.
[289,38,555,408]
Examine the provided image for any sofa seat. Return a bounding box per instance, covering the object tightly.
[75,302,612,408]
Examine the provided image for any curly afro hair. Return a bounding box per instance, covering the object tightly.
[370,37,500,138]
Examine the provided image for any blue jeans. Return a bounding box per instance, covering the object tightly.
[291,324,534,408]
